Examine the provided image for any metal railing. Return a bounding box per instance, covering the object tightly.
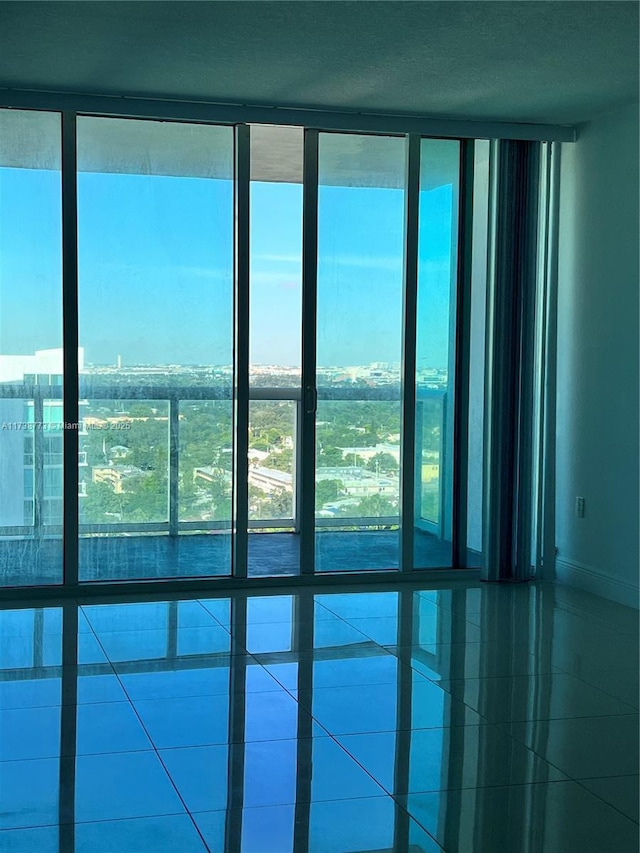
[0,381,446,539]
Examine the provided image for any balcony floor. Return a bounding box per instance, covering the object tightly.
[0,530,455,586]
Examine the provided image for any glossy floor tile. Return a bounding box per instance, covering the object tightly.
[567,663,640,709]
[438,672,637,722]
[192,797,445,853]
[0,580,637,851]
[131,695,231,748]
[74,815,210,852]
[502,713,640,779]
[0,705,61,761]
[304,679,481,735]
[73,750,187,823]
[578,774,640,823]
[0,756,61,830]
[337,724,567,794]
[389,640,560,681]
[399,780,639,852]
[0,815,211,853]
[116,658,280,701]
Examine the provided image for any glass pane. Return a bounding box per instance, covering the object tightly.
[248,400,295,523]
[315,133,405,572]
[247,125,302,577]
[178,400,232,525]
[247,400,299,576]
[80,400,169,529]
[249,125,303,386]
[0,109,63,587]
[467,140,490,568]
[77,117,234,581]
[414,139,460,569]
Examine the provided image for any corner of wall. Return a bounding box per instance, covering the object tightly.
[555,100,640,608]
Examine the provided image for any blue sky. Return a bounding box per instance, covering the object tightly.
[0,167,456,370]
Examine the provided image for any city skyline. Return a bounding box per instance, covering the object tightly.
[0,347,449,391]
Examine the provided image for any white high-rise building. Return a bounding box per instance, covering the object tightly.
[0,348,85,530]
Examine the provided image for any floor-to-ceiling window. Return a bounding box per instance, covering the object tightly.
[0,107,505,589]
[247,124,303,578]
[413,139,460,569]
[0,109,64,587]
[314,133,406,572]
[77,117,235,581]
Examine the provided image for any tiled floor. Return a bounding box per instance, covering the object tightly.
[0,581,637,852]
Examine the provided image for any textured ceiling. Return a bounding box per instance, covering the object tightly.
[0,1,637,127]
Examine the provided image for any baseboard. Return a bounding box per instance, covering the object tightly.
[555,557,640,609]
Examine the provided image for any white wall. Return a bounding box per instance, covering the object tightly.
[556,101,639,607]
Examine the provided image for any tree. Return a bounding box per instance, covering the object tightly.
[127,403,155,418]
[316,447,345,467]
[315,479,343,510]
[366,452,398,475]
[122,472,167,522]
[356,494,396,518]
[81,480,122,523]
[263,448,293,472]
[262,490,292,518]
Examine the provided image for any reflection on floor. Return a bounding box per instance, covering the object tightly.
[0,530,454,585]
[0,581,638,852]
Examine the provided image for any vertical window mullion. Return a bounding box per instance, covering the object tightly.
[233,124,250,579]
[540,142,561,579]
[533,143,551,574]
[62,111,79,587]
[33,389,45,534]
[451,140,475,568]
[168,396,179,537]
[300,129,319,576]
[513,142,541,581]
[400,134,421,572]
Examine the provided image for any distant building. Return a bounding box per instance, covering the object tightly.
[193,466,218,484]
[421,463,440,484]
[248,466,293,494]
[0,348,86,527]
[193,466,233,493]
[0,347,84,385]
[337,442,400,464]
[108,445,130,461]
[316,466,397,499]
[92,465,146,494]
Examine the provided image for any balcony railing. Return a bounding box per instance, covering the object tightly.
[0,382,447,539]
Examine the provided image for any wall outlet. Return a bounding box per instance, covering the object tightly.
[575,496,586,518]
